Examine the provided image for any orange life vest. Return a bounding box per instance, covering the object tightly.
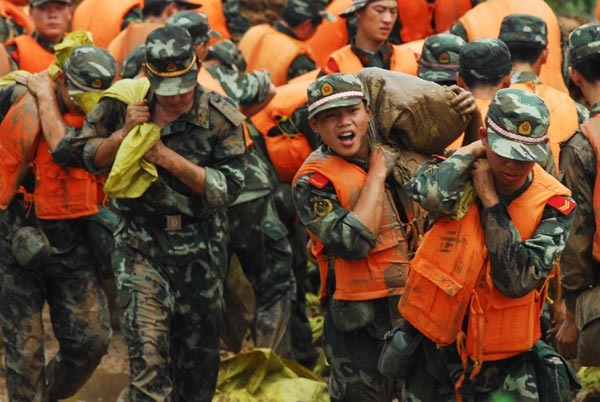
[446,97,491,151]
[323,43,418,76]
[399,164,570,364]
[305,0,352,67]
[0,95,99,219]
[0,92,41,209]
[458,0,567,93]
[250,79,312,182]
[107,21,163,78]
[397,0,472,43]
[0,0,32,40]
[293,148,411,301]
[72,0,142,49]
[6,35,54,73]
[511,80,578,170]
[597,0,600,21]
[238,24,316,86]
[579,116,600,263]
[188,0,230,45]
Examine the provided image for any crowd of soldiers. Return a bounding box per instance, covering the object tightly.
[0,0,599,401]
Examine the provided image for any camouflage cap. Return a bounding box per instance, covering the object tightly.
[340,0,378,17]
[283,0,336,22]
[485,88,550,162]
[307,73,367,119]
[63,44,117,95]
[418,33,466,83]
[120,44,146,79]
[206,39,247,71]
[569,22,600,65]
[30,0,70,7]
[459,38,512,81]
[144,26,198,96]
[166,11,221,46]
[498,14,547,48]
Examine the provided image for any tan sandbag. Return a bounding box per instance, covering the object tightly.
[357,67,469,154]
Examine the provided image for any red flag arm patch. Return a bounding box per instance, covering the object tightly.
[307,172,329,189]
[547,195,576,215]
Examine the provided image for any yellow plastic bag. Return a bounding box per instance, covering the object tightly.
[48,29,93,80]
[102,78,161,199]
[213,348,329,402]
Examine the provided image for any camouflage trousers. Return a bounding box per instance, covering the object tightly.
[324,297,403,402]
[0,234,111,402]
[273,182,318,368]
[405,337,541,402]
[113,217,226,402]
[227,193,294,356]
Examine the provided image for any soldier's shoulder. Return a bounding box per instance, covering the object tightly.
[206,90,245,127]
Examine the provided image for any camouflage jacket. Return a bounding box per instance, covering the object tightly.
[54,83,247,219]
[205,64,272,108]
[558,103,600,313]
[405,153,575,298]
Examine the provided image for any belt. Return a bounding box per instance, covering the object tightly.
[123,213,198,231]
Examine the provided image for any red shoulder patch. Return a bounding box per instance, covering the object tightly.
[308,172,329,189]
[547,195,576,215]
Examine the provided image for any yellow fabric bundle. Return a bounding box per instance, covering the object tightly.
[102,78,161,199]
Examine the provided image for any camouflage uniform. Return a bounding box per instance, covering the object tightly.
[559,23,600,341]
[293,74,407,402]
[205,39,273,108]
[203,37,295,354]
[0,45,116,402]
[58,27,247,401]
[403,89,576,402]
[122,5,143,30]
[418,33,465,85]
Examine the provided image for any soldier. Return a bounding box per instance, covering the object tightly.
[187,0,251,43]
[449,0,568,94]
[498,13,581,171]
[166,11,295,357]
[292,73,410,401]
[238,0,335,86]
[557,22,600,370]
[399,88,577,401]
[321,0,417,76]
[107,0,198,77]
[4,0,71,72]
[36,26,247,401]
[451,38,513,150]
[0,45,116,402]
[417,33,466,87]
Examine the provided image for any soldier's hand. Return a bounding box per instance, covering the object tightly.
[370,144,398,177]
[124,100,150,134]
[554,310,579,359]
[448,85,477,120]
[455,140,486,158]
[472,158,499,208]
[27,71,56,97]
[143,139,167,165]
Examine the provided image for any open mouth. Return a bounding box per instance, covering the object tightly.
[338,132,356,145]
